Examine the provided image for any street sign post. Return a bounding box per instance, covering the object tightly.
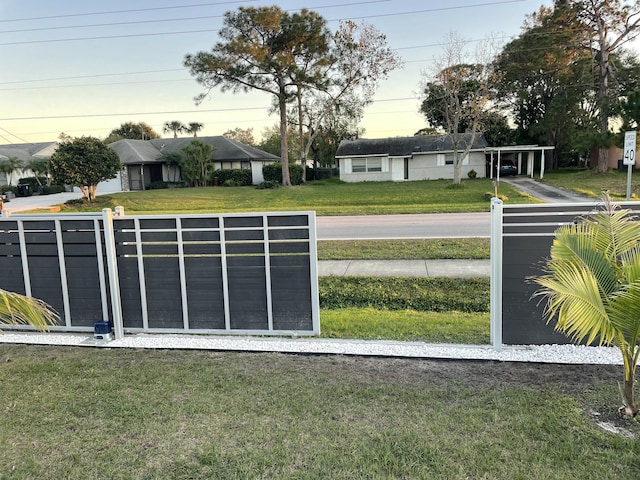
[624,131,636,200]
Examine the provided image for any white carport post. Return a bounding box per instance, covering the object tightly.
[540,149,545,179]
[490,197,503,351]
[102,208,124,340]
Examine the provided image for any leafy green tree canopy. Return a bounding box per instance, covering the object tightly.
[50,136,121,201]
[105,122,160,144]
[179,140,214,187]
[184,6,332,186]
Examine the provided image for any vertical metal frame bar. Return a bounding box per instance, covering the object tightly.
[219,216,231,331]
[176,217,190,330]
[263,214,274,331]
[17,220,32,297]
[102,209,124,339]
[490,198,503,350]
[54,220,72,327]
[134,217,149,330]
[307,211,321,335]
[93,218,109,322]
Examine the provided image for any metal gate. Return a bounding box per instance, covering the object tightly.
[0,209,320,338]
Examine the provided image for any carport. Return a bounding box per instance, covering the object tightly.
[486,145,556,180]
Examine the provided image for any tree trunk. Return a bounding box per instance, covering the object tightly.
[621,377,638,417]
[278,86,291,187]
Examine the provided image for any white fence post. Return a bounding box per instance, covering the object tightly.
[490,198,503,351]
[102,208,124,340]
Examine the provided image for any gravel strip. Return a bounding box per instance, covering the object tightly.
[0,332,622,365]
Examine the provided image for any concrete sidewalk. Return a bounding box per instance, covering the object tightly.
[318,259,489,277]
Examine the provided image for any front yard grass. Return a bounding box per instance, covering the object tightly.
[540,167,640,199]
[62,178,538,215]
[0,345,637,479]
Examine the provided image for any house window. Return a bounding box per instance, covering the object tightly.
[351,158,383,173]
[352,159,367,173]
[445,154,455,165]
[367,158,382,172]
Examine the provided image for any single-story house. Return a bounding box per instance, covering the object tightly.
[335,134,489,182]
[0,142,58,185]
[109,136,281,190]
[335,134,559,181]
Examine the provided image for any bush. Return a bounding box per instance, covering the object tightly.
[256,180,280,189]
[468,169,477,179]
[212,169,252,186]
[149,181,169,190]
[0,185,17,195]
[262,162,304,185]
[306,167,338,181]
[319,277,489,313]
[42,184,65,194]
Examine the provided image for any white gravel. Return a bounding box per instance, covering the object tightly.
[0,331,622,364]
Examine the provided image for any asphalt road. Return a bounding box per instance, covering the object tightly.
[316,212,490,240]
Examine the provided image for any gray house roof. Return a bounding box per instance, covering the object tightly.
[335,134,488,158]
[0,142,58,161]
[109,136,280,165]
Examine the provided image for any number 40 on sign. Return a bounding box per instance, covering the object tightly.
[624,130,636,165]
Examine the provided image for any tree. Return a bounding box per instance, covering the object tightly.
[179,140,214,187]
[49,136,121,201]
[419,32,494,184]
[532,195,640,417]
[27,157,52,187]
[186,122,204,137]
[105,122,160,143]
[288,20,402,178]
[0,289,59,332]
[574,0,640,172]
[223,127,255,145]
[184,6,332,186]
[0,157,24,185]
[163,120,186,138]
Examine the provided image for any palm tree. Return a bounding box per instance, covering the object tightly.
[532,194,640,417]
[162,121,186,138]
[0,157,25,185]
[186,122,204,137]
[1,289,59,332]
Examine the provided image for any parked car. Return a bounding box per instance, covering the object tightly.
[498,160,518,176]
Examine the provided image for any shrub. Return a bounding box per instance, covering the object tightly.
[262,163,282,183]
[468,169,477,179]
[306,167,338,181]
[262,162,304,185]
[149,181,168,189]
[0,185,17,195]
[42,184,65,194]
[318,277,489,313]
[213,169,252,186]
[256,180,280,189]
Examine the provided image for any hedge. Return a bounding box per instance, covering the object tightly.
[318,277,490,313]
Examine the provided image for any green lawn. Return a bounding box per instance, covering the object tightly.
[63,177,539,215]
[540,167,640,199]
[0,345,637,479]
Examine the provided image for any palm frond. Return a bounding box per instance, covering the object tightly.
[0,289,59,332]
[534,262,616,345]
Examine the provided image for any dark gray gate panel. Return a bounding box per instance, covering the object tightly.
[0,222,26,294]
[0,215,111,331]
[184,257,226,330]
[227,255,269,330]
[0,210,320,336]
[501,202,640,345]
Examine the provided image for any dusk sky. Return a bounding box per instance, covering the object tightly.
[1,0,563,144]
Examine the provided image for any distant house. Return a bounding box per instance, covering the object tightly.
[0,142,58,185]
[335,134,489,182]
[109,136,281,191]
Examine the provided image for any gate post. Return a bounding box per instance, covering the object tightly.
[102,208,124,339]
[490,198,503,350]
